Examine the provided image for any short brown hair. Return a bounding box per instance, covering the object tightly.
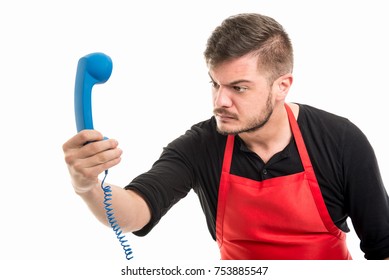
[204,13,293,83]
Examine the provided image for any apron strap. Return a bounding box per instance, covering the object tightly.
[285,103,343,237]
[222,135,235,173]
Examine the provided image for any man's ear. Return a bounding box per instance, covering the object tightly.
[274,73,293,101]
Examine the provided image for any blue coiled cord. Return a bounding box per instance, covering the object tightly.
[101,170,134,260]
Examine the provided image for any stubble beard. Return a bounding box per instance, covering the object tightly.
[215,94,274,136]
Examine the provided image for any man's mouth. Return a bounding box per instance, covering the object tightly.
[213,109,238,120]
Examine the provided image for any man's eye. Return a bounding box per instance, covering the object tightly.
[233,86,247,93]
[209,81,219,88]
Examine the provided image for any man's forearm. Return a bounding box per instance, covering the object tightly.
[76,181,151,233]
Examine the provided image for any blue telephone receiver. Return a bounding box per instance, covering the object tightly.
[74,52,113,132]
[74,52,133,260]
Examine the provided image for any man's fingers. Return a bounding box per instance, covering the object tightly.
[84,146,123,167]
[62,130,104,151]
[63,130,121,171]
[72,152,122,181]
[78,138,119,159]
[84,157,122,178]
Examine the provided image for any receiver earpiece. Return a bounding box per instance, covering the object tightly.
[74,52,113,132]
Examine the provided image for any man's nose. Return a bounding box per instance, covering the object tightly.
[214,87,232,108]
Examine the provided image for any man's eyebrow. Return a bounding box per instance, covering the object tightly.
[229,79,252,86]
[208,73,252,85]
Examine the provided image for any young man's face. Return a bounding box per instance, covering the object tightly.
[209,54,275,135]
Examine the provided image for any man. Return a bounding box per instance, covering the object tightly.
[63,13,389,259]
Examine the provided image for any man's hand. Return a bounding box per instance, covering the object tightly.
[62,130,122,194]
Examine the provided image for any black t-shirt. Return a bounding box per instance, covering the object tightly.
[125,103,389,259]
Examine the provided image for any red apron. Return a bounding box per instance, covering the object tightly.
[216,104,352,260]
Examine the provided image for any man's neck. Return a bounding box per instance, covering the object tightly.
[238,103,298,163]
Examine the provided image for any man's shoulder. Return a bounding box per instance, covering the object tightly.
[296,103,365,147]
[298,103,349,122]
[297,103,352,131]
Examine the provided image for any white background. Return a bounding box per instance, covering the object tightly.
[0,0,388,266]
